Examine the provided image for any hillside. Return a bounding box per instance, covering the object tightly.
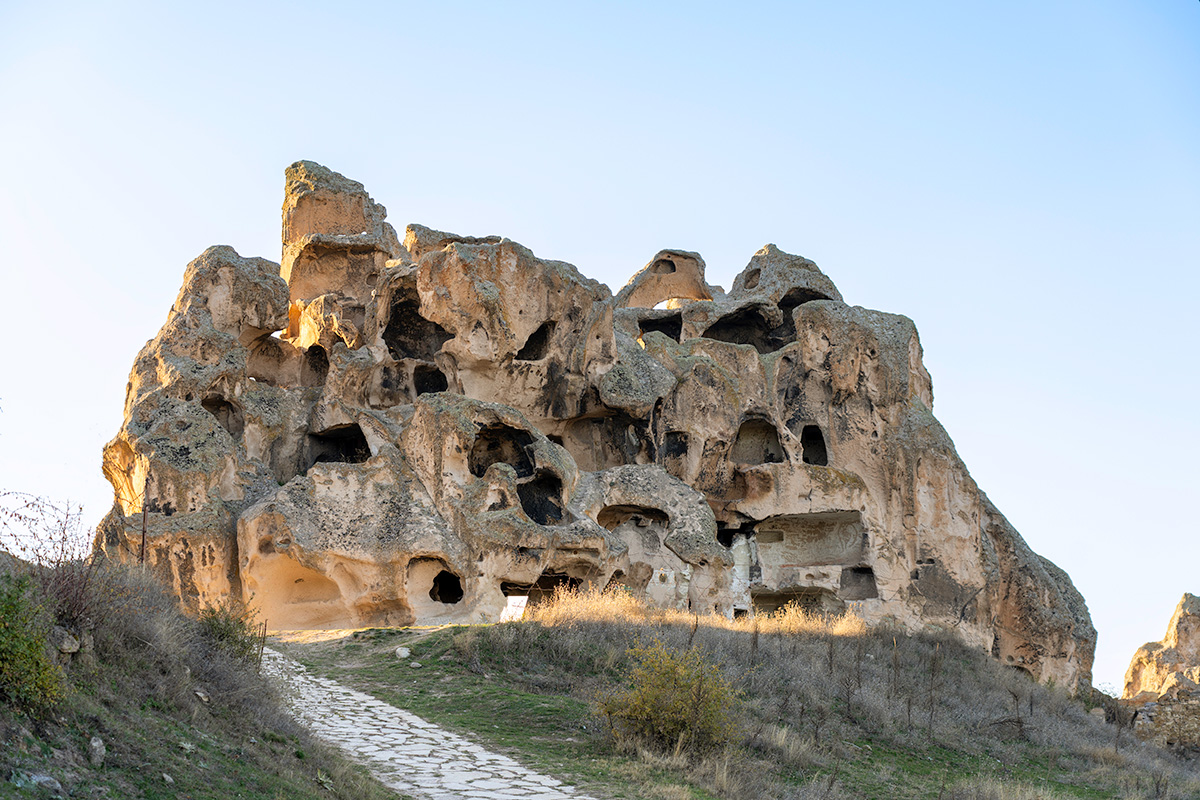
[278,590,1197,800]
[0,532,396,800]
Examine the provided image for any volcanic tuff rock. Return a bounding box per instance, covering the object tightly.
[97,161,1096,690]
[1124,594,1200,702]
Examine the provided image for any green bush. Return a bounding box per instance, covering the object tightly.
[0,573,64,711]
[597,639,739,754]
[198,601,262,664]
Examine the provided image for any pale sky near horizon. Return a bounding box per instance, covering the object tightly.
[1,1,1196,692]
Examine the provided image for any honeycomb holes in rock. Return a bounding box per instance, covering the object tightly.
[516,471,565,525]
[563,414,652,471]
[638,313,682,343]
[515,321,555,361]
[413,364,448,395]
[201,395,244,438]
[597,505,669,531]
[470,424,535,478]
[302,344,329,387]
[306,423,371,470]
[730,418,785,465]
[469,424,565,525]
[800,425,828,466]
[383,292,451,362]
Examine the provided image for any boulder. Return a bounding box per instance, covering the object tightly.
[96,161,1096,692]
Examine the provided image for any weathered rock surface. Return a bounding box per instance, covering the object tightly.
[1124,594,1200,702]
[97,160,1095,691]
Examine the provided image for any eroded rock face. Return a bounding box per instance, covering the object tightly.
[97,160,1095,691]
[1124,594,1200,702]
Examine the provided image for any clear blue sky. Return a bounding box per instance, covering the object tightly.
[1,1,1197,691]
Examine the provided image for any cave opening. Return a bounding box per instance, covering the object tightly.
[649,257,677,274]
[638,313,683,342]
[382,291,452,362]
[839,566,878,600]
[515,321,556,361]
[201,395,244,439]
[701,306,780,354]
[777,287,830,315]
[801,425,829,466]
[730,419,785,465]
[751,587,842,615]
[307,423,371,468]
[302,344,329,387]
[413,364,448,395]
[501,571,580,604]
[715,519,756,548]
[518,470,565,525]
[429,570,464,604]
[469,424,535,478]
[562,413,652,471]
[597,505,669,531]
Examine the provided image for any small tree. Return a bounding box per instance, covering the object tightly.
[597,639,740,755]
[0,572,65,711]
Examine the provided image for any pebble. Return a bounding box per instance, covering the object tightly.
[262,648,597,800]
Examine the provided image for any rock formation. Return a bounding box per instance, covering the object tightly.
[1124,594,1200,703]
[96,161,1096,691]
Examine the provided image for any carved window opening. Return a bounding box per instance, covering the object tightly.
[751,587,842,615]
[701,306,781,354]
[716,519,756,548]
[638,313,682,342]
[307,423,371,469]
[597,505,668,531]
[382,291,452,362]
[801,425,828,466]
[413,364,448,395]
[730,419,785,465]
[839,566,878,600]
[430,570,464,604]
[302,344,329,387]
[515,321,555,361]
[501,571,580,604]
[562,413,651,471]
[469,424,535,478]
[201,395,244,439]
[777,287,829,315]
[517,470,565,525]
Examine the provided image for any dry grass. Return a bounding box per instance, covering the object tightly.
[0,493,395,800]
[448,586,1200,799]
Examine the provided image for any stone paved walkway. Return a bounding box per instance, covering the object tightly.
[262,648,598,800]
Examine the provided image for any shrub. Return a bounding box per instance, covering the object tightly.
[0,573,64,711]
[199,601,263,665]
[598,638,739,754]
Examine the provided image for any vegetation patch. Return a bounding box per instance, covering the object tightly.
[282,588,1200,799]
[0,492,397,800]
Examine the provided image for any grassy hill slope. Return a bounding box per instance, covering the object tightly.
[279,591,1199,800]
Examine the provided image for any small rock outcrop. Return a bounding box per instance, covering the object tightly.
[97,161,1096,690]
[1124,594,1200,702]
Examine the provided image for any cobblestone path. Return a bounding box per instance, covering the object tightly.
[262,648,598,800]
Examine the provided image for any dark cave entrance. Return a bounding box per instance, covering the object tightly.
[430,570,464,604]
[307,423,371,469]
[801,425,829,466]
